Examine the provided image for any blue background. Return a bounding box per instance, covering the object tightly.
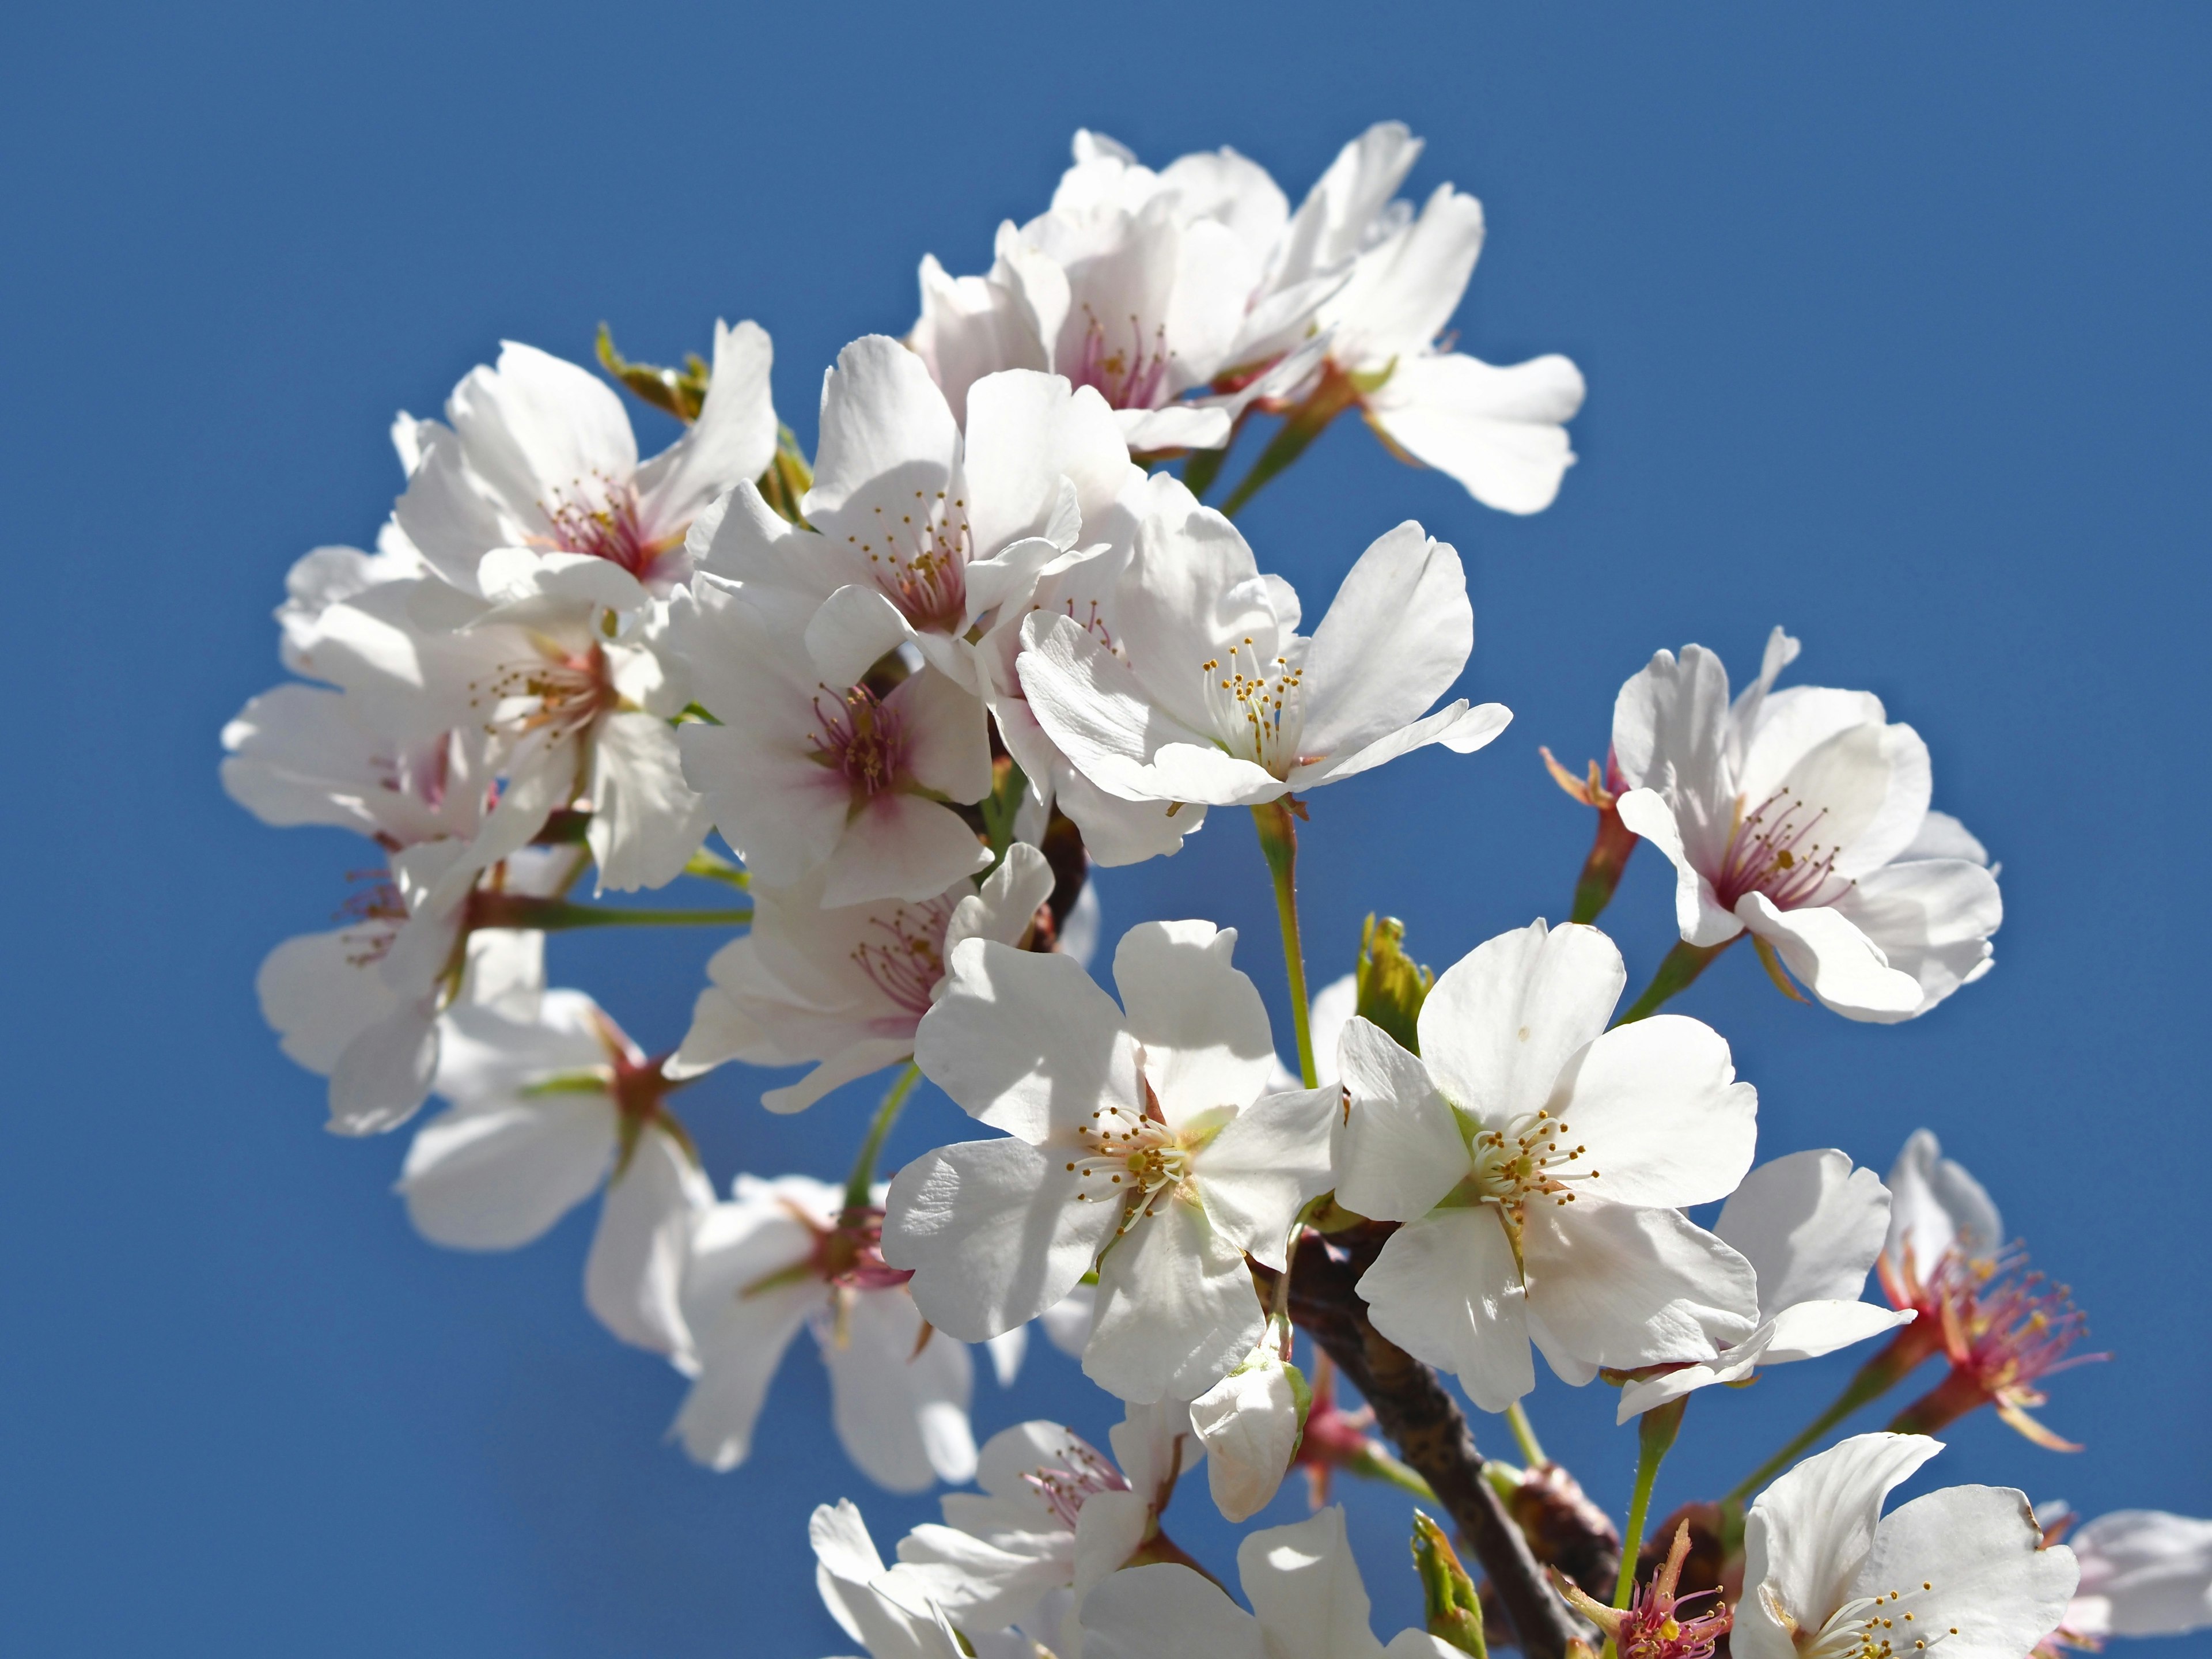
[5,3,2206,1653]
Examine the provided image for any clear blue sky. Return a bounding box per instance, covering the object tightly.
[4,3,2206,1654]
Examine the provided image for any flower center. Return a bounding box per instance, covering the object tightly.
[851,896,959,1016]
[537,475,683,584]
[1796,1584,1957,1659]
[847,488,971,634]
[1714,786,1849,911]
[471,641,616,750]
[1200,635,1306,777]
[809,684,910,801]
[1018,1430,1130,1529]
[1065,1102,1204,1232]
[1070,306,1172,410]
[1468,1107,1597,1213]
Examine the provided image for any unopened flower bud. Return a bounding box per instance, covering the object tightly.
[1354,914,1433,1054]
[1411,1509,1488,1658]
[1190,1318,1310,1522]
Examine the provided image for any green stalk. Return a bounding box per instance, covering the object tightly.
[682,850,751,889]
[1505,1401,1548,1467]
[1722,1326,1934,1503]
[1611,1396,1688,1639]
[1219,369,1361,519]
[1252,801,1319,1088]
[843,1062,922,1216]
[1612,937,1735,1025]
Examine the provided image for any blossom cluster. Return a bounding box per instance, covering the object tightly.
[224,123,2202,1659]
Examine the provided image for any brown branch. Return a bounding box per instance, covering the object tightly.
[1268,1226,1590,1659]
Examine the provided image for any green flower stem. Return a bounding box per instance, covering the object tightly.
[1611,1396,1688,1637]
[843,1062,922,1217]
[681,850,751,889]
[1612,937,1736,1025]
[1505,1400,1548,1467]
[1219,369,1362,519]
[1252,801,1319,1089]
[1722,1323,1937,1504]
[1353,1442,1439,1501]
[467,893,751,931]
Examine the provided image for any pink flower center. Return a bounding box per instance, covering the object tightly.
[1018,1431,1130,1529]
[1071,306,1172,410]
[538,476,683,584]
[851,896,959,1016]
[471,645,616,749]
[847,489,971,634]
[1713,786,1848,911]
[808,683,910,800]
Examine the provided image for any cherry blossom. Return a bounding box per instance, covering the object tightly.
[1612,627,2003,1021]
[1616,1149,1914,1421]
[671,574,993,906]
[1079,1505,1459,1658]
[810,1501,969,1659]
[392,324,776,601]
[691,337,1139,694]
[675,1174,978,1493]
[1188,1316,1309,1522]
[1333,919,1760,1412]
[1256,122,1586,514]
[2039,1505,2212,1645]
[397,988,708,1365]
[1736,1433,2077,1659]
[884,919,1338,1403]
[1016,472,1509,818]
[912,130,1316,454]
[671,844,1055,1112]
[896,1403,1205,1653]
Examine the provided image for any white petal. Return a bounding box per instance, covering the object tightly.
[888,665,995,804]
[824,793,991,908]
[1615,787,1744,947]
[964,372,1137,558]
[1200,1085,1338,1269]
[1718,1149,1892,1317]
[1366,350,1585,514]
[1737,892,1925,1020]
[943,842,1056,961]
[584,711,712,893]
[1111,919,1274,1125]
[1191,1349,1303,1524]
[1333,1017,1472,1224]
[1520,1198,1759,1371]
[2071,1510,2212,1637]
[1291,699,1513,791]
[671,1201,820,1472]
[820,1288,977,1493]
[1081,1563,1264,1659]
[1355,1208,1534,1412]
[1237,1506,1389,1659]
[1547,1014,1758,1209]
[257,927,397,1076]
[1086,1194,1263,1403]
[1758,1300,1915,1365]
[915,937,1142,1141]
[1830,858,2002,1020]
[1855,1485,2077,1659]
[806,335,961,521]
[1416,920,1623,1124]
[585,1128,711,1366]
[1738,1431,1945,1659]
[1297,522,1471,760]
[808,583,922,688]
[984,1326,1029,1388]
[328,999,441,1135]
[398,1093,614,1249]
[634,319,778,536]
[884,1137,1120,1341]
[1883,1129,2003,1283]
[763,1039,920,1116]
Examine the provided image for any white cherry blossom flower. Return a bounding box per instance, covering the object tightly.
[393,325,776,601]
[255,836,559,1135]
[1080,1504,1458,1659]
[811,1500,969,1659]
[222,683,492,850]
[1188,1316,1308,1522]
[1881,1128,2005,1298]
[1616,1149,1915,1421]
[1016,472,1509,819]
[671,574,993,906]
[2041,1506,2212,1643]
[671,843,1055,1112]
[1736,1433,2077,1659]
[884,919,1338,1403]
[1612,627,2003,1022]
[1253,122,1586,514]
[691,337,1139,694]
[914,130,1310,455]
[396,988,709,1366]
[675,1174,978,1493]
[1333,918,1760,1412]
[897,1402,1203,1652]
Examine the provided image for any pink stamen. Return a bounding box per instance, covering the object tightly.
[808,684,909,800]
[537,476,681,584]
[1070,306,1172,410]
[1713,786,1847,911]
[851,897,959,1016]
